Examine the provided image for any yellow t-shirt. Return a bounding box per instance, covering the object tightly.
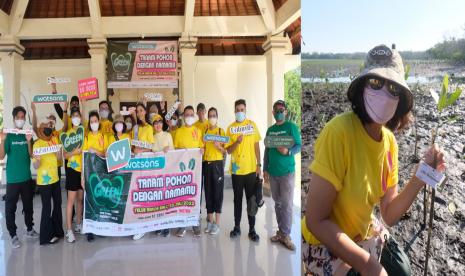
[65,127,83,172]
[52,130,63,167]
[174,126,204,149]
[301,112,398,245]
[204,126,226,162]
[100,119,114,136]
[83,131,108,153]
[107,133,131,145]
[226,119,261,175]
[153,131,174,152]
[194,120,208,133]
[169,128,177,141]
[132,124,154,144]
[33,138,60,185]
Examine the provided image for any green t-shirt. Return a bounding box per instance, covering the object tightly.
[265,121,301,177]
[4,134,32,184]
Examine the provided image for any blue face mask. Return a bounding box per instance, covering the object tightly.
[235,112,246,122]
[273,111,285,122]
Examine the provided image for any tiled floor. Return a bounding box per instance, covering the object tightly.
[0,186,300,276]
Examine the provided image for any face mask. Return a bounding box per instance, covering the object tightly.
[125,122,132,130]
[170,119,177,126]
[15,119,25,129]
[185,116,195,126]
[115,123,124,133]
[209,117,217,126]
[43,127,53,137]
[363,85,399,125]
[99,110,109,119]
[235,112,246,122]
[273,111,285,122]
[72,117,81,127]
[90,122,100,132]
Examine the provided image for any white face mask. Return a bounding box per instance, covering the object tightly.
[15,119,25,129]
[72,117,81,127]
[125,122,132,130]
[185,116,195,126]
[363,85,399,124]
[115,123,124,133]
[90,122,100,132]
[209,117,217,126]
[170,119,177,126]
[99,110,109,119]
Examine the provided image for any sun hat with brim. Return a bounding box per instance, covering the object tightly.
[151,114,163,123]
[348,45,413,113]
[113,114,124,124]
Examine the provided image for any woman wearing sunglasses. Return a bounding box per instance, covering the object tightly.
[302,45,446,276]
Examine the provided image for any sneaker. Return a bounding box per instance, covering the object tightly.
[132,233,145,240]
[176,227,186,237]
[66,230,75,243]
[49,237,59,244]
[86,233,95,242]
[210,224,220,235]
[270,230,283,243]
[204,222,213,233]
[154,230,162,235]
[26,229,39,238]
[11,236,21,249]
[74,224,82,234]
[193,226,201,237]
[248,230,260,242]
[161,229,170,237]
[229,227,241,238]
[258,199,265,208]
[280,235,296,251]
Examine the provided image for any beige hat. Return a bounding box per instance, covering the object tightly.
[113,114,124,124]
[348,45,413,114]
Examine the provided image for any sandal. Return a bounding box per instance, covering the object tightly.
[280,235,296,251]
[270,230,283,243]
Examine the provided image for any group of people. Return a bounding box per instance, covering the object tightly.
[1,82,301,252]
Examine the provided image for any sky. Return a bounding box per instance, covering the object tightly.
[302,0,465,53]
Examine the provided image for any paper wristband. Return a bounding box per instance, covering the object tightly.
[415,161,445,189]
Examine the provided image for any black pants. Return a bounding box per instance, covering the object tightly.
[204,160,224,214]
[232,172,257,230]
[38,182,64,244]
[5,181,34,238]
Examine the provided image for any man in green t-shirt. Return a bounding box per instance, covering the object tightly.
[263,100,301,251]
[0,106,38,249]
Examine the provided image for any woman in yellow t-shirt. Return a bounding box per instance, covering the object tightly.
[132,103,154,155]
[107,115,131,146]
[302,45,446,276]
[83,110,108,158]
[63,107,84,243]
[203,107,226,235]
[32,120,65,245]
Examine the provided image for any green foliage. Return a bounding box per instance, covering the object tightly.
[284,68,302,128]
[437,74,462,113]
[427,38,465,63]
[404,64,411,80]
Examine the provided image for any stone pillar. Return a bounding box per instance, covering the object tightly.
[263,35,289,127]
[0,38,24,127]
[87,37,107,112]
[179,36,197,108]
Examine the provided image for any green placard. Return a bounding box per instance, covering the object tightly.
[264,136,295,148]
[60,126,85,152]
[32,94,68,104]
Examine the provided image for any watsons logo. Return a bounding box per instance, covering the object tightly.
[12,141,28,146]
[128,43,156,50]
[111,52,132,73]
[268,130,287,136]
[33,95,66,103]
[121,157,166,171]
[230,124,254,135]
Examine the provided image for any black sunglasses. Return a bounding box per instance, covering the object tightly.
[367,77,402,97]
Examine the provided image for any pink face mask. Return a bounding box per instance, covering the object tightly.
[363,85,399,125]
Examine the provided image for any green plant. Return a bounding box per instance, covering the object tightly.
[423,74,462,276]
[285,68,302,128]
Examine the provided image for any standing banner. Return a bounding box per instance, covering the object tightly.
[107,41,178,89]
[78,77,99,100]
[82,149,202,236]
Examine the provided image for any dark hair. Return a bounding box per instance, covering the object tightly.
[136,103,150,126]
[208,107,218,117]
[348,77,413,131]
[70,96,79,104]
[12,106,26,117]
[196,103,206,111]
[99,100,110,108]
[112,120,127,134]
[184,105,195,113]
[70,108,81,126]
[235,99,246,108]
[87,110,101,131]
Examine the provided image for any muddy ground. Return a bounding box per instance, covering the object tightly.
[301,82,465,275]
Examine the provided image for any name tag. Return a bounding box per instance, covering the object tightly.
[33,145,62,156]
[131,140,153,150]
[264,136,295,148]
[203,134,230,143]
[3,128,34,135]
[415,161,445,189]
